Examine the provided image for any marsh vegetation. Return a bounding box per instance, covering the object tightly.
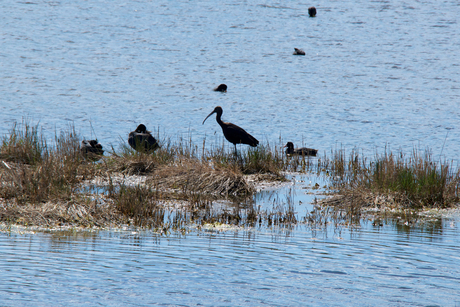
[1,122,459,230]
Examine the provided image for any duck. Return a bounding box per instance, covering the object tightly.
[80,140,104,161]
[308,6,317,17]
[128,124,160,153]
[284,142,318,156]
[293,48,306,56]
[213,84,227,92]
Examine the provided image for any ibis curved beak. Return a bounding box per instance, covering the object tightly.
[202,110,216,125]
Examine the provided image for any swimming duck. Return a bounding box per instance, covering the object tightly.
[308,6,317,17]
[214,84,227,92]
[284,142,318,156]
[293,48,306,56]
[128,124,160,153]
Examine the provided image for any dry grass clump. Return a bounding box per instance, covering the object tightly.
[0,121,46,165]
[104,136,201,175]
[0,124,97,204]
[112,185,166,228]
[325,148,460,210]
[0,198,124,227]
[106,152,158,175]
[149,158,253,197]
[240,144,284,174]
[204,143,285,175]
[103,141,175,175]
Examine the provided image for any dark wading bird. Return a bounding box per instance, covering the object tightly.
[128,124,160,153]
[81,140,104,161]
[202,106,259,154]
[214,84,227,92]
[308,6,317,17]
[293,48,306,56]
[284,142,318,157]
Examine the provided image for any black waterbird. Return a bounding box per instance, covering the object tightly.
[293,48,306,55]
[202,106,259,154]
[128,124,160,153]
[284,142,318,156]
[214,84,227,92]
[80,140,104,161]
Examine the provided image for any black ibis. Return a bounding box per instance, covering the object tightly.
[214,84,227,92]
[293,48,306,56]
[81,140,104,161]
[128,124,160,153]
[308,6,317,17]
[202,106,259,153]
[284,142,318,156]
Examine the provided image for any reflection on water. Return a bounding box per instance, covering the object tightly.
[2,219,460,306]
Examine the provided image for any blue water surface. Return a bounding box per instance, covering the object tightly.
[2,212,460,306]
[1,0,459,160]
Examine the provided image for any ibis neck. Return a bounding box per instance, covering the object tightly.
[215,112,224,127]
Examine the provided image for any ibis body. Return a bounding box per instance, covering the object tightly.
[203,106,259,152]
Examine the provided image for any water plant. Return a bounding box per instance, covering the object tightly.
[324,148,460,210]
[113,185,165,228]
[0,120,46,165]
[0,122,91,203]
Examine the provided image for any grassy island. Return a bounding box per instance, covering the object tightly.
[1,122,459,230]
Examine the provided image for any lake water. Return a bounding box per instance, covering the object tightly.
[1,0,460,305]
[2,173,460,306]
[2,0,459,160]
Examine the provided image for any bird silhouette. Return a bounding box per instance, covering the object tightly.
[308,6,317,17]
[214,84,227,92]
[81,140,104,161]
[284,142,317,156]
[128,124,160,153]
[203,106,259,154]
[293,48,306,55]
